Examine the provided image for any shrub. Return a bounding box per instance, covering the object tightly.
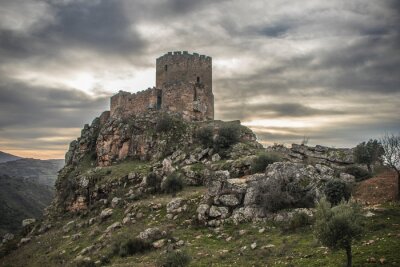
[162,173,184,196]
[159,250,191,267]
[250,153,281,174]
[354,139,384,172]
[344,165,371,182]
[146,172,160,192]
[282,212,314,232]
[76,259,96,267]
[114,238,152,257]
[214,124,241,152]
[155,115,174,133]
[314,198,363,267]
[195,126,214,148]
[324,179,351,206]
[256,178,291,212]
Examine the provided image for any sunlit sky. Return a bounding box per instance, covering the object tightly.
[0,0,399,159]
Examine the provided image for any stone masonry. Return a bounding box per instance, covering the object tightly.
[110,51,214,121]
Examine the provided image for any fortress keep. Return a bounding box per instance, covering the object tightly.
[110,51,214,121]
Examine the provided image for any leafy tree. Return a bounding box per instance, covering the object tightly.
[380,133,400,199]
[324,179,351,206]
[314,198,363,267]
[353,139,384,172]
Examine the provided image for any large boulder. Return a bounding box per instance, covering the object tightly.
[197,162,340,225]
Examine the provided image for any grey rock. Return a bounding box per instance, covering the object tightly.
[22,218,36,227]
[218,194,240,207]
[100,208,113,220]
[138,227,161,241]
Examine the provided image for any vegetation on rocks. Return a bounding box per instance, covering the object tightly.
[250,152,281,174]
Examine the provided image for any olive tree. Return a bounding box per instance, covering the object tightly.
[380,133,400,199]
[353,139,384,172]
[314,198,363,267]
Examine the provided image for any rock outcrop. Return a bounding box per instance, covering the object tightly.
[197,162,355,226]
[268,144,354,168]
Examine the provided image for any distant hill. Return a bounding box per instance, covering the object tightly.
[0,175,54,236]
[0,158,64,187]
[0,157,64,235]
[0,151,22,163]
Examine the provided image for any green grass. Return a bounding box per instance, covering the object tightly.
[1,188,399,267]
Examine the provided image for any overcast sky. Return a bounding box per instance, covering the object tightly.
[0,0,399,159]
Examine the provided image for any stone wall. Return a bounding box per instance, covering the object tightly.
[110,88,161,118]
[156,51,212,89]
[109,51,214,121]
[162,81,214,121]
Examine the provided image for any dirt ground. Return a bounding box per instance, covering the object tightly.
[353,170,398,204]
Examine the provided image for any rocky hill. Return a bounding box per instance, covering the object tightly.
[0,111,399,267]
[0,175,54,236]
[0,151,21,163]
[0,158,64,187]
[0,158,63,236]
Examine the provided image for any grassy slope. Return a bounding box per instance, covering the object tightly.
[1,197,399,266]
[0,175,54,236]
[0,159,64,187]
[1,160,400,267]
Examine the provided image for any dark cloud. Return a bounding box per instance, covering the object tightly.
[0,77,108,129]
[0,0,399,157]
[217,102,345,121]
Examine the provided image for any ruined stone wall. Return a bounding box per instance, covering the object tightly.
[110,88,161,118]
[162,82,213,121]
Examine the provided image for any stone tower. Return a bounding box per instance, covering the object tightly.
[156,51,214,121]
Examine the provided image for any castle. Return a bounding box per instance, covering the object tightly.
[110,51,214,121]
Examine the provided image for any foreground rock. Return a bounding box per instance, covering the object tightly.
[197,162,354,225]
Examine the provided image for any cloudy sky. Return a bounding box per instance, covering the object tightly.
[0,0,399,159]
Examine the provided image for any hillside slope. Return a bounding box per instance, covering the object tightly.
[0,175,54,236]
[1,112,399,266]
[0,158,64,187]
[0,151,21,163]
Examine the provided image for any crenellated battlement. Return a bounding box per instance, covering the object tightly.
[156,51,212,63]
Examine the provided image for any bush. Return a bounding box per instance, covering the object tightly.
[250,153,281,174]
[354,139,384,172]
[156,115,174,133]
[324,179,351,206]
[256,178,291,212]
[146,172,160,192]
[162,173,184,196]
[344,165,371,182]
[195,126,214,148]
[282,212,314,232]
[159,250,191,267]
[214,124,241,152]
[76,259,96,267]
[314,198,363,267]
[114,238,152,257]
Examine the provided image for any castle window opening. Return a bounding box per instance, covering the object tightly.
[165,65,168,71]
[197,76,200,83]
